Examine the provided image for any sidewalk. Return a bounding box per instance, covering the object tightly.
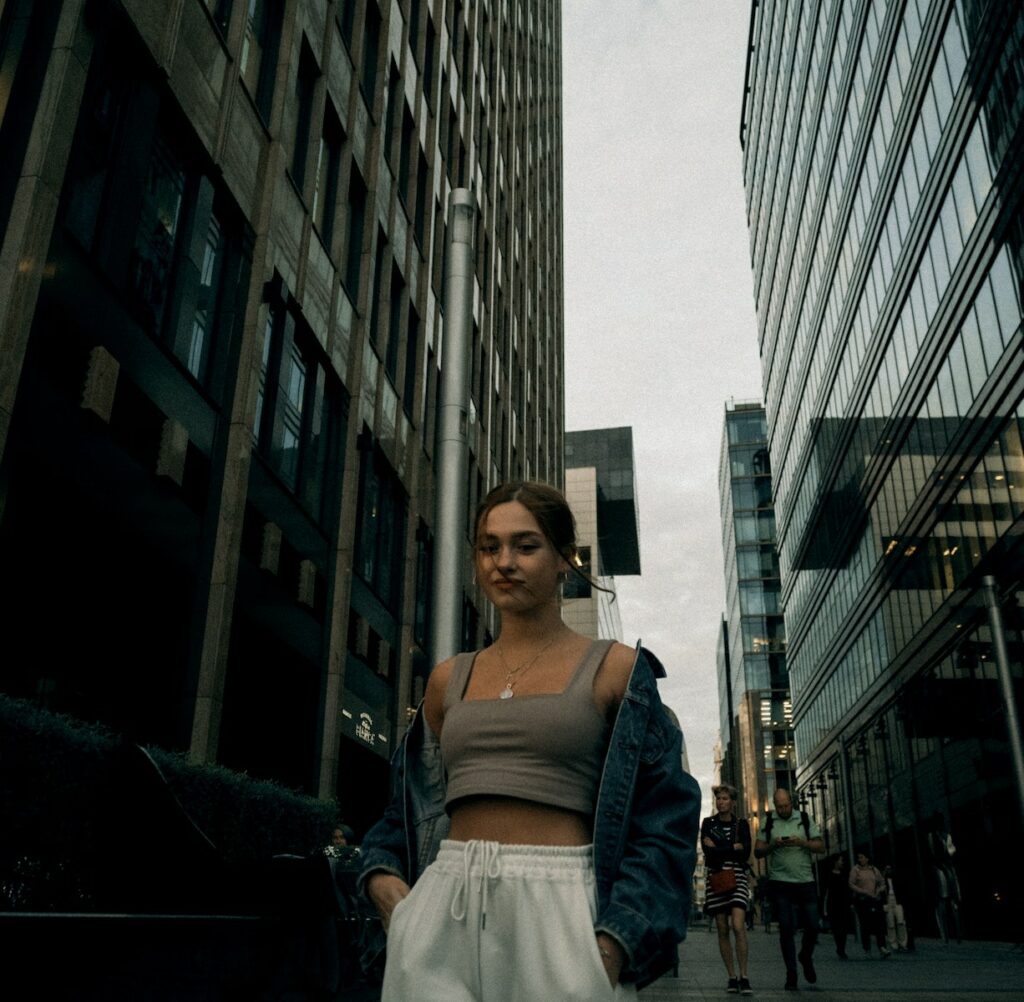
[638,926,1024,1001]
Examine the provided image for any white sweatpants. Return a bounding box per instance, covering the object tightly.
[383,839,638,1002]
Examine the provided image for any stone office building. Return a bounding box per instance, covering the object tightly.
[741,0,1023,939]
[0,0,564,835]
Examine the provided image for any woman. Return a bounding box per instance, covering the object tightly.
[849,851,890,957]
[357,481,700,1000]
[882,865,909,952]
[701,784,752,995]
[823,853,852,959]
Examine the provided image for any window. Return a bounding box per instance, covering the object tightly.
[183,206,226,381]
[384,62,400,167]
[240,0,283,121]
[361,1,381,106]
[337,0,355,53]
[412,149,428,249]
[343,164,367,298]
[62,34,250,399]
[254,302,346,524]
[399,104,415,208]
[356,444,407,610]
[313,103,343,245]
[403,305,419,416]
[368,229,387,351]
[129,135,185,329]
[386,264,403,382]
[202,0,232,34]
[413,521,432,647]
[290,39,319,187]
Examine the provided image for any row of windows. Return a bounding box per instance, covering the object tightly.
[767,0,938,493]
[782,104,1000,620]
[784,210,1022,654]
[234,0,564,493]
[726,409,770,445]
[792,400,1024,741]
[754,0,841,340]
[61,51,249,402]
[750,0,860,365]
[775,6,972,538]
[795,494,1023,763]
[748,0,816,292]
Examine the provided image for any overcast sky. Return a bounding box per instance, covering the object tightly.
[561,2,764,812]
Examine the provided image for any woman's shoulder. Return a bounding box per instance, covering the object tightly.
[604,640,638,674]
[426,655,458,694]
[594,641,636,704]
[424,655,462,734]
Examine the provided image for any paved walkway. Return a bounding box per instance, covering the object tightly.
[638,926,1023,1001]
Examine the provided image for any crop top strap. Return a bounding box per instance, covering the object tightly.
[567,638,615,692]
[442,651,479,713]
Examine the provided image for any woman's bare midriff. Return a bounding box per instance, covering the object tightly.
[448,795,593,845]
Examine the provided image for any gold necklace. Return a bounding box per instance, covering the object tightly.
[495,634,561,699]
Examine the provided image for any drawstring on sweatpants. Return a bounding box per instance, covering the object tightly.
[450,839,503,928]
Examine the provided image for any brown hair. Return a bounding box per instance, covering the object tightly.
[712,783,739,804]
[473,481,610,595]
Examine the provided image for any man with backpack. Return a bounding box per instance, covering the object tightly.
[754,789,825,991]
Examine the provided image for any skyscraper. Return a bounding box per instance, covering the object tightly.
[0,0,564,835]
[741,0,1023,939]
[563,426,641,641]
[717,401,794,824]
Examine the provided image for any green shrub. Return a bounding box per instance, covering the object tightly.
[1,694,343,910]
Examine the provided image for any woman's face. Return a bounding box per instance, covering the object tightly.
[857,853,869,867]
[475,501,567,612]
[715,790,734,814]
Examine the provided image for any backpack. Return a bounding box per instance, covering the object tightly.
[764,809,811,842]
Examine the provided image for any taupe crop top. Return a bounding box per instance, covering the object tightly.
[439,639,614,815]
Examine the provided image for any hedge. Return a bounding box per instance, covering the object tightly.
[1,694,344,911]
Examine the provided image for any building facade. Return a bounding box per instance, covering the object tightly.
[562,427,641,641]
[0,0,564,836]
[741,0,1023,939]
[717,401,795,828]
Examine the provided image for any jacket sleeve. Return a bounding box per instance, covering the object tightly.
[700,817,727,870]
[594,692,700,987]
[738,818,752,865]
[356,738,410,898]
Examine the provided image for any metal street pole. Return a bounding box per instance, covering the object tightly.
[430,188,476,669]
[981,576,1024,833]
[839,739,856,869]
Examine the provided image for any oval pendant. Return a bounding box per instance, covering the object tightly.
[499,686,514,699]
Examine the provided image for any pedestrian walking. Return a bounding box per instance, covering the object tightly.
[701,783,753,995]
[357,481,701,1000]
[882,865,909,952]
[754,788,826,991]
[849,851,890,957]
[823,853,853,959]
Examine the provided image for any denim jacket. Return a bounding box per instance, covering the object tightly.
[357,645,700,989]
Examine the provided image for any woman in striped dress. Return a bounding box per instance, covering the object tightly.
[702,784,753,994]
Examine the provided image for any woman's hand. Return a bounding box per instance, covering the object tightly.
[595,932,625,988]
[732,842,744,851]
[702,835,716,848]
[367,872,411,931]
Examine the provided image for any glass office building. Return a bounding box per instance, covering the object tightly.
[0,0,564,837]
[717,402,795,825]
[741,0,1023,939]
